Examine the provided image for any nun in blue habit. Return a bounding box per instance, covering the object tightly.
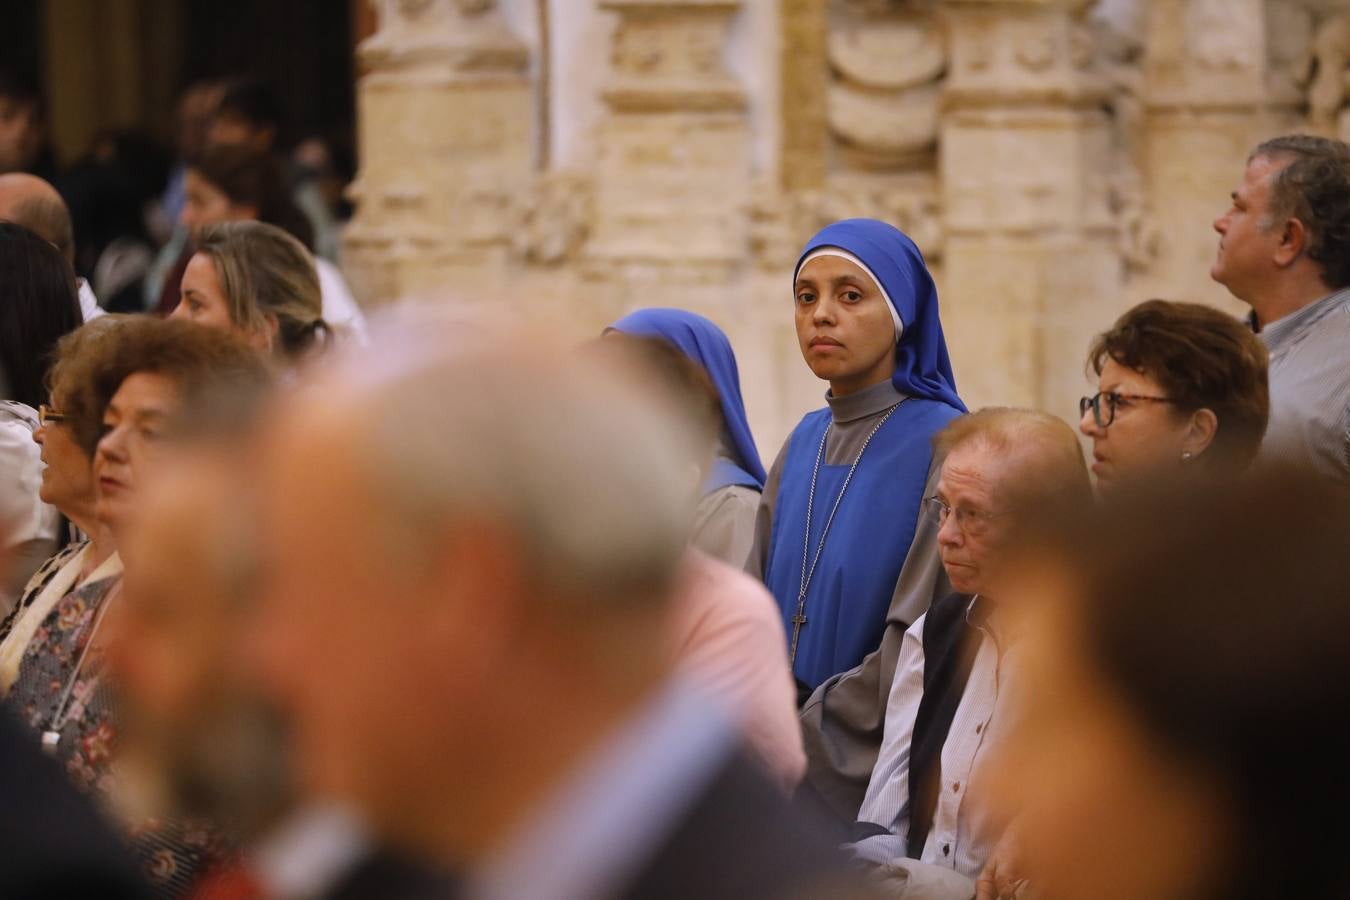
[608,308,767,567]
[746,219,966,699]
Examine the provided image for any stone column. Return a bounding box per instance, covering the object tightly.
[938,0,1118,416]
[583,0,753,282]
[779,0,828,193]
[1133,0,1272,312]
[342,0,533,307]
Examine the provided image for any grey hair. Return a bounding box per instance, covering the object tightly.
[934,407,1093,515]
[1250,135,1350,289]
[350,344,699,614]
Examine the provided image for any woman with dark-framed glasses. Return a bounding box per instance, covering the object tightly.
[1080,300,1270,493]
[2,317,271,897]
[0,318,129,690]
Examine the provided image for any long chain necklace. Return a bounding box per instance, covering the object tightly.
[42,585,118,756]
[789,401,903,667]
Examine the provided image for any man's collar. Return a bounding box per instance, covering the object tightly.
[468,679,734,900]
[1257,286,1350,355]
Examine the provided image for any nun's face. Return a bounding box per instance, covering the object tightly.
[794,255,896,396]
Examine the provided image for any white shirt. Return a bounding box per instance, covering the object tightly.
[315,258,368,346]
[250,804,372,900]
[0,402,61,617]
[77,278,105,322]
[849,602,1015,880]
[469,680,735,900]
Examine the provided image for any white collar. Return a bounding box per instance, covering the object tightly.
[469,679,735,900]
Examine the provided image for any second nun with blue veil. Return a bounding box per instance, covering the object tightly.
[747,219,966,701]
[607,308,767,567]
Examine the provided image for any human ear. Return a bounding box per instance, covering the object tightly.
[1274,217,1309,268]
[247,313,280,353]
[1182,408,1219,459]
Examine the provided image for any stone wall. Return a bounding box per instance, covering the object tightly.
[344,0,1349,456]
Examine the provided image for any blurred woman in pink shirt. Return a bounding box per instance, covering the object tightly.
[595,330,806,790]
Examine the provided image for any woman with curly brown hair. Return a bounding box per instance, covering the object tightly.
[1079,299,1270,493]
[0,316,127,690]
[1,317,270,897]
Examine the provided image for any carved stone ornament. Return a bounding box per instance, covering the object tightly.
[827,3,946,164]
[828,14,945,90]
[599,0,747,113]
[750,180,943,270]
[1187,0,1262,71]
[362,0,530,74]
[828,82,942,158]
[1305,12,1350,134]
[513,173,595,267]
[1111,169,1161,274]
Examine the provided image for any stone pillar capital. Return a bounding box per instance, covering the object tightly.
[343,0,535,304]
[941,0,1093,9]
[598,0,746,113]
[359,0,530,79]
[940,0,1105,110]
[939,0,1118,415]
[1141,0,1267,111]
[585,0,751,275]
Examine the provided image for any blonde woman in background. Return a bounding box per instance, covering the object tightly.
[171,220,329,368]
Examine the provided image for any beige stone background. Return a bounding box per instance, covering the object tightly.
[344,0,1350,458]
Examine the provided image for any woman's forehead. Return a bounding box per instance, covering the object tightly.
[1098,357,1162,392]
[796,253,874,284]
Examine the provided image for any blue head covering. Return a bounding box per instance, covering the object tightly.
[794,219,967,412]
[608,308,767,493]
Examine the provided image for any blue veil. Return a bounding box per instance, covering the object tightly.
[608,308,767,493]
[795,219,967,412]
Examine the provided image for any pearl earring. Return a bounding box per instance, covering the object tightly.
[1181,450,1194,463]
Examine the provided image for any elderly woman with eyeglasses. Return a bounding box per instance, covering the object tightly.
[1080,300,1270,493]
[0,318,127,689]
[1,317,271,897]
[842,408,1092,892]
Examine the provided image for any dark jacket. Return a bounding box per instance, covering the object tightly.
[621,749,877,900]
[0,708,150,898]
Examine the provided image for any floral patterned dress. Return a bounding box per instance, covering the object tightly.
[0,540,83,642]
[6,573,234,897]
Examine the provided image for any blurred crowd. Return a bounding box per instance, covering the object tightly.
[0,60,1349,900]
[0,71,362,334]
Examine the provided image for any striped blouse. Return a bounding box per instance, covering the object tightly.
[1257,287,1350,484]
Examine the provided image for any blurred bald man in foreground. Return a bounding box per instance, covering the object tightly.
[247,329,870,899]
[113,438,453,899]
[0,172,103,321]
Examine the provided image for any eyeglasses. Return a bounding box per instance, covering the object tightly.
[923,496,1013,536]
[1078,391,1174,428]
[38,405,70,428]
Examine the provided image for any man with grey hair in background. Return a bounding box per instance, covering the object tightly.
[0,171,105,321]
[1212,135,1350,484]
[246,326,870,899]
